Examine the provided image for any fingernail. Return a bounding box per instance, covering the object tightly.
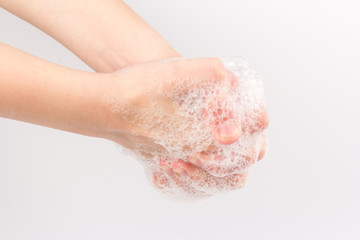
[214,121,241,145]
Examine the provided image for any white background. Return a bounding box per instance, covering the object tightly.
[1,0,359,239]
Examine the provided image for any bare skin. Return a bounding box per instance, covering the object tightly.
[0,0,269,190]
[0,0,180,72]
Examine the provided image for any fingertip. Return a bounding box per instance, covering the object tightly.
[257,141,267,161]
[213,121,242,145]
[260,110,269,130]
[249,108,269,134]
[152,172,161,189]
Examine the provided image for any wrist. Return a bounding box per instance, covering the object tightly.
[95,72,138,140]
[97,48,182,73]
[96,66,161,141]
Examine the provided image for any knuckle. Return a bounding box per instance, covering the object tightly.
[207,58,226,81]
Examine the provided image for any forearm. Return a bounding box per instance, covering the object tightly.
[0,0,181,72]
[0,42,108,137]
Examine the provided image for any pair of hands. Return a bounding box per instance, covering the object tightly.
[100,57,269,194]
[0,0,269,196]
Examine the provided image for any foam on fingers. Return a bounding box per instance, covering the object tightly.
[111,56,268,201]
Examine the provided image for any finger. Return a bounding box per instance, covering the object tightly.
[188,145,259,177]
[188,152,211,168]
[188,151,238,176]
[159,158,175,176]
[157,160,204,195]
[240,143,267,165]
[191,172,248,193]
[213,120,242,145]
[159,158,200,185]
[170,159,245,190]
[228,173,248,190]
[258,138,268,161]
[189,148,243,177]
[172,160,199,178]
[202,94,242,145]
[167,58,231,94]
[248,106,269,134]
[154,171,247,196]
[259,110,269,130]
[159,159,208,184]
[253,108,269,132]
[152,171,170,190]
[189,152,228,176]
[159,158,249,194]
[226,68,240,88]
[164,58,242,107]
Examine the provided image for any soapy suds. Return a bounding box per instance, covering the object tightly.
[110,56,267,201]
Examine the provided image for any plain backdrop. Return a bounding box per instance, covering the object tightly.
[1,0,359,239]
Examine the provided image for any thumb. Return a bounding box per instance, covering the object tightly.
[202,94,242,145]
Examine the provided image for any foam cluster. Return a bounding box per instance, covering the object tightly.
[113,56,267,201]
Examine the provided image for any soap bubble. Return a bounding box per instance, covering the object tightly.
[112,56,267,201]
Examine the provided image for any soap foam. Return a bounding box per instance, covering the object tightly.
[112,56,267,201]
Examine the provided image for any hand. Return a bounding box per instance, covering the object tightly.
[99,57,269,197]
[101,57,242,157]
[0,40,268,198]
[1,0,181,72]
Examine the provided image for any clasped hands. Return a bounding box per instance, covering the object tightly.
[100,58,269,196]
